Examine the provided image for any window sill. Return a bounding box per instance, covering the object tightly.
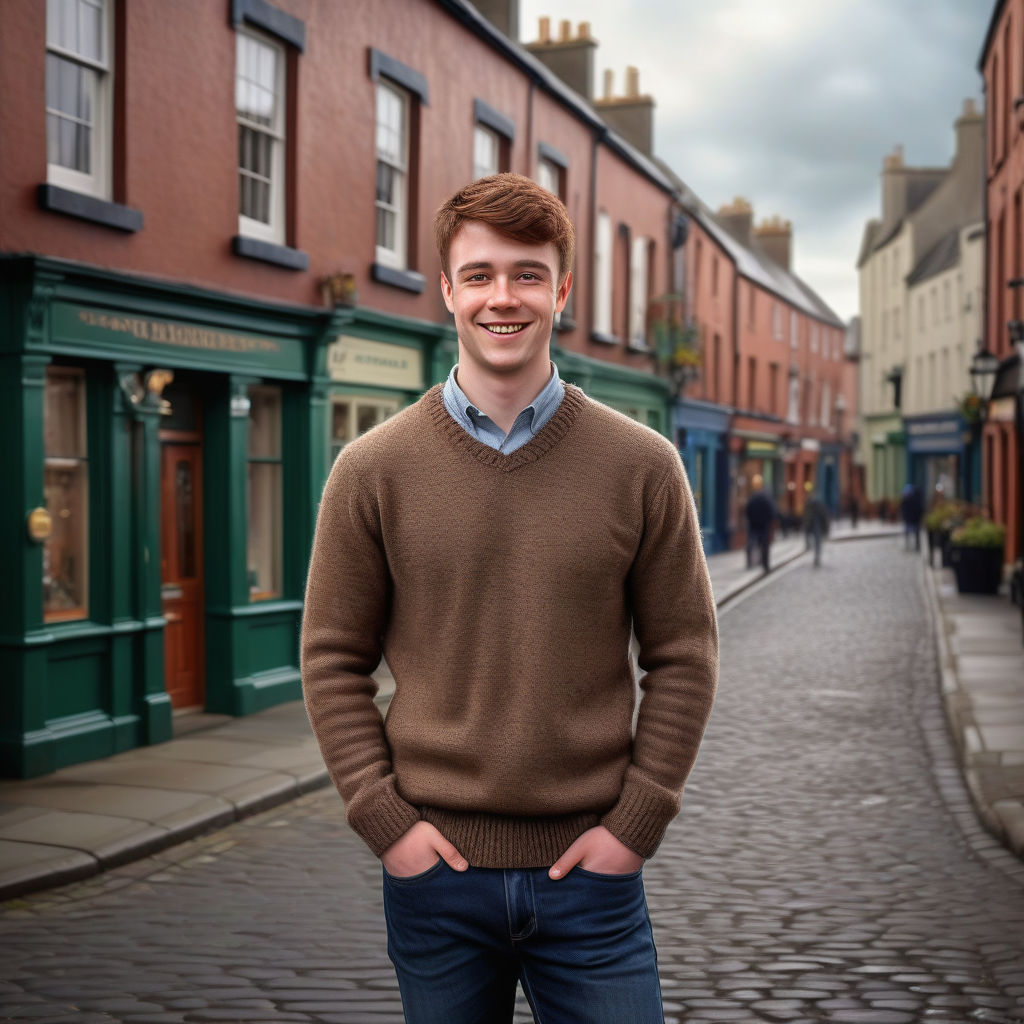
[590,330,620,346]
[232,235,309,270]
[372,262,426,294]
[556,316,577,333]
[37,184,143,232]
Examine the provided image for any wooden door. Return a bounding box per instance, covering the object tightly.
[161,443,205,708]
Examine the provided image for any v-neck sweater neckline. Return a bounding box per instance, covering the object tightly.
[425,381,587,471]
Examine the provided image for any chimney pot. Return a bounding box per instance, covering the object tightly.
[626,66,639,97]
[578,21,591,39]
[559,18,571,41]
[603,68,614,98]
[538,15,550,42]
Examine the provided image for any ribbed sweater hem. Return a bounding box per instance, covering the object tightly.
[420,807,602,868]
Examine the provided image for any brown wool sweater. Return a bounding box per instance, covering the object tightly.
[300,383,719,868]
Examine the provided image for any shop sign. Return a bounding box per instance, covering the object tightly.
[327,335,423,389]
[50,304,304,375]
[988,397,1016,423]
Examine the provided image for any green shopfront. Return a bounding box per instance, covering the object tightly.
[0,256,454,778]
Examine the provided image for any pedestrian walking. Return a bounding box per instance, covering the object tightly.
[803,483,829,567]
[300,173,719,1024]
[745,475,776,572]
[900,482,923,552]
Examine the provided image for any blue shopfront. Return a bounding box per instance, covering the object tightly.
[904,412,974,501]
[675,399,731,553]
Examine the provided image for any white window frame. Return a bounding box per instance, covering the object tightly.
[821,379,831,429]
[629,236,649,349]
[790,310,799,349]
[46,0,113,199]
[810,322,818,353]
[473,124,500,180]
[772,302,783,341]
[594,211,613,336]
[236,27,287,244]
[787,372,800,425]
[375,80,410,270]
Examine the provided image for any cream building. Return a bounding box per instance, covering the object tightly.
[856,100,984,508]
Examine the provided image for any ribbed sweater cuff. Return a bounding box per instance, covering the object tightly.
[600,768,681,860]
[347,786,421,858]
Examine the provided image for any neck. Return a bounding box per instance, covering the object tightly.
[456,360,553,434]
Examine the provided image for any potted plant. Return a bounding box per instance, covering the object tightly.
[948,516,1006,595]
[924,499,968,568]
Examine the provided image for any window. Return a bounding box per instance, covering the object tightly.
[772,302,782,341]
[821,379,831,430]
[43,367,89,621]
[537,157,560,196]
[810,322,818,353]
[790,311,799,349]
[629,236,649,348]
[943,281,952,321]
[748,357,756,411]
[748,284,756,327]
[247,386,282,601]
[711,256,719,298]
[769,363,779,415]
[236,29,286,243]
[46,0,112,198]
[593,211,613,337]
[918,295,925,332]
[787,371,800,424]
[330,396,399,461]
[473,125,500,180]
[376,80,410,269]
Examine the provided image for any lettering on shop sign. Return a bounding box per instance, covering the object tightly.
[907,420,959,436]
[327,335,423,389]
[77,310,281,354]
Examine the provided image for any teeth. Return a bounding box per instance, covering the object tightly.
[487,324,525,334]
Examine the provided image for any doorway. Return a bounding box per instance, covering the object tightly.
[160,384,205,709]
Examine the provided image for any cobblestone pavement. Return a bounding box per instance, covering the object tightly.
[2,538,1024,1024]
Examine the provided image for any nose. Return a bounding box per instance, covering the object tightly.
[488,275,520,309]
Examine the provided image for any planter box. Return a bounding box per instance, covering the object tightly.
[949,544,1004,595]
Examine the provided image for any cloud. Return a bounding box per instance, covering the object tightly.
[519,0,990,320]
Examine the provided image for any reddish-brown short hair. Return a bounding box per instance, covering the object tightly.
[434,172,576,282]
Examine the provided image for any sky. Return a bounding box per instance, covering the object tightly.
[518,0,993,322]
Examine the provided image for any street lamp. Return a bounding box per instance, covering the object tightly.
[969,346,1000,402]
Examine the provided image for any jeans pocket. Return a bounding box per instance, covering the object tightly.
[382,858,445,884]
[573,866,643,882]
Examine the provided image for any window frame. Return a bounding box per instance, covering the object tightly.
[42,365,90,623]
[592,210,614,339]
[329,394,400,463]
[45,0,113,200]
[375,78,411,271]
[628,235,649,349]
[472,123,501,180]
[246,383,284,603]
[236,25,287,245]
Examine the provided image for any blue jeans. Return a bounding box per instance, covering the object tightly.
[382,861,664,1024]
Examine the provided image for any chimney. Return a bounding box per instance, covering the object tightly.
[954,96,984,168]
[524,18,597,101]
[717,197,753,246]
[594,65,655,156]
[754,215,792,271]
[880,144,908,230]
[472,0,520,40]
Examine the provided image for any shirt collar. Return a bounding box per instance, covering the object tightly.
[443,363,563,433]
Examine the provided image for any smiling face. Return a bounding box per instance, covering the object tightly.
[440,220,572,386]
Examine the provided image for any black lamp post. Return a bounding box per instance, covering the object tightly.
[968,346,999,505]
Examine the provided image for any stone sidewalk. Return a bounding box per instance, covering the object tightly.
[924,552,1024,858]
[23,517,1024,905]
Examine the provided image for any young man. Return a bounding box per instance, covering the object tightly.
[301,173,719,1024]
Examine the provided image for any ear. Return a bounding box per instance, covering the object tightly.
[440,272,455,314]
[554,270,573,314]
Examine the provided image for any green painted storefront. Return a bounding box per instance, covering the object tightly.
[1,255,669,779]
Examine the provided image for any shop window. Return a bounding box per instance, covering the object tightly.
[236,28,286,244]
[46,0,112,199]
[247,385,282,601]
[330,396,399,461]
[43,366,89,621]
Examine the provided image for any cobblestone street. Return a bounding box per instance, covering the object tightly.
[2,537,1024,1024]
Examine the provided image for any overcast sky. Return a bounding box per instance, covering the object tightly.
[518,0,992,322]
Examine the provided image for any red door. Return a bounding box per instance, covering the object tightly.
[161,443,205,708]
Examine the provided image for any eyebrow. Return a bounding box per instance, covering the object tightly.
[455,260,552,276]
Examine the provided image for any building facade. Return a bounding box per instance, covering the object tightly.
[0,0,681,776]
[856,101,986,513]
[980,0,1024,566]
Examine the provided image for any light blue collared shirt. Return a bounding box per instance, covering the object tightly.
[442,364,565,454]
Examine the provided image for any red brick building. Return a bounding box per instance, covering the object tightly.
[979,0,1024,565]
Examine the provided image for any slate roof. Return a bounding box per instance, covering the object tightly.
[905,228,961,287]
